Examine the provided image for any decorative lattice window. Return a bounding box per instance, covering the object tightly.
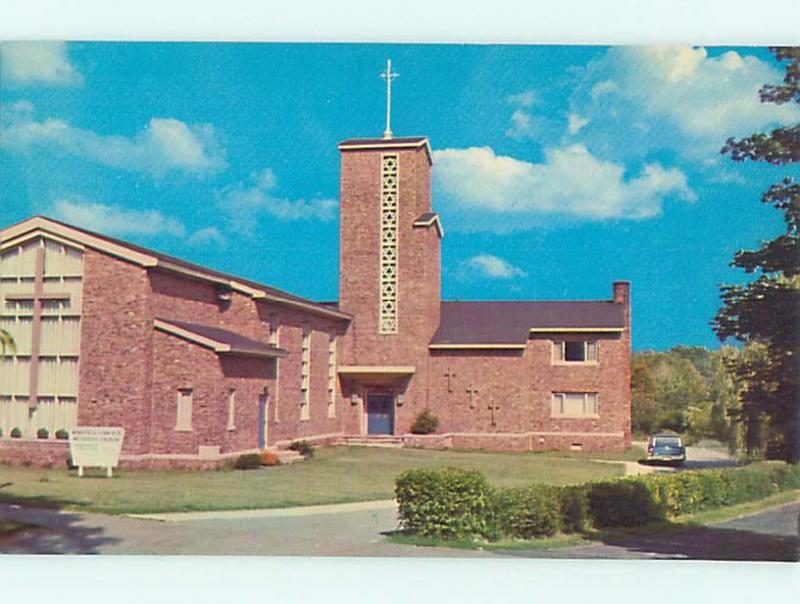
[327,334,336,418]
[300,322,311,420]
[379,153,399,334]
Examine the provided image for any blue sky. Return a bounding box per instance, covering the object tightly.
[1,42,797,351]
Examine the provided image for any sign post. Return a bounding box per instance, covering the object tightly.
[68,427,125,478]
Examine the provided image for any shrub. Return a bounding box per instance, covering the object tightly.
[559,485,591,534]
[493,484,561,539]
[233,453,263,470]
[409,408,440,435]
[0,427,3,438]
[587,479,663,528]
[37,428,49,440]
[396,467,496,539]
[55,429,70,440]
[259,451,281,466]
[288,440,314,458]
[10,427,22,438]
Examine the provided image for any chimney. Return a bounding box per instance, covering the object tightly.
[613,281,630,305]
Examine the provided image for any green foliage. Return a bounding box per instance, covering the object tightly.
[395,463,800,539]
[587,479,662,528]
[715,47,800,462]
[36,428,49,440]
[0,328,15,357]
[494,485,561,539]
[10,427,21,438]
[55,429,69,440]
[631,347,740,448]
[395,467,497,539]
[233,453,263,470]
[409,408,440,435]
[559,485,591,534]
[288,440,315,457]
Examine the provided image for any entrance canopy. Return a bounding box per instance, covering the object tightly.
[338,365,414,385]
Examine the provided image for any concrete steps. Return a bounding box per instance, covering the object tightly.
[342,436,404,448]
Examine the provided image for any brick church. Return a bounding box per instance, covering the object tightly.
[0,123,632,468]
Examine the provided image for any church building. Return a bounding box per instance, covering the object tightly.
[0,90,632,468]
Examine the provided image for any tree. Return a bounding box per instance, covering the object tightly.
[0,328,14,357]
[714,47,800,462]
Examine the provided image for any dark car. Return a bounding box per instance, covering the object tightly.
[646,433,686,465]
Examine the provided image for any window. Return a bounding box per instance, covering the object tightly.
[379,153,399,334]
[300,323,310,421]
[227,389,236,431]
[552,340,598,364]
[551,392,599,418]
[327,334,337,418]
[269,314,280,422]
[176,389,193,431]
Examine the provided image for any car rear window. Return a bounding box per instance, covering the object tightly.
[654,437,682,447]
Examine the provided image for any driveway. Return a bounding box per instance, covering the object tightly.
[521,501,800,561]
[1,498,797,560]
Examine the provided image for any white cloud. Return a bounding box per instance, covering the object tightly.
[187,226,227,247]
[2,101,226,176]
[507,90,537,107]
[567,113,589,135]
[218,168,337,236]
[461,254,527,279]
[1,42,82,86]
[50,199,186,237]
[571,47,800,160]
[433,145,695,232]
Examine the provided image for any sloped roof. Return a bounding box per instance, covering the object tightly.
[154,318,288,358]
[0,216,351,321]
[337,136,432,164]
[431,301,626,347]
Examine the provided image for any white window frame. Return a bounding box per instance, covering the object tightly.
[227,389,236,431]
[175,388,193,431]
[552,340,598,365]
[551,392,599,418]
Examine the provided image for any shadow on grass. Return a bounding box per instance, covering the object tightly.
[0,483,120,554]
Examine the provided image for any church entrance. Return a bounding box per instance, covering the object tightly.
[367,393,395,435]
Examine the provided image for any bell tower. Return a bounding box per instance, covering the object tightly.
[337,62,442,366]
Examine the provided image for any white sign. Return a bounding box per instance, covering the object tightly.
[69,427,125,477]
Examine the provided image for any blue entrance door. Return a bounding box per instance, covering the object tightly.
[367,394,394,435]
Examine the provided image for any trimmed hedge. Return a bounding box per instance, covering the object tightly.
[395,462,800,540]
[494,485,561,539]
[395,467,496,539]
[233,453,263,470]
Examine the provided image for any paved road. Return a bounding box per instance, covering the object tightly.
[1,499,797,560]
[529,501,800,561]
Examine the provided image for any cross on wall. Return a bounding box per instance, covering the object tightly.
[5,241,73,411]
[444,368,457,393]
[488,398,500,427]
[465,384,479,410]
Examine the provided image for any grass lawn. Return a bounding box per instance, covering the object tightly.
[0,445,624,515]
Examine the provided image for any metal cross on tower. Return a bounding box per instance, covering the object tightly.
[380,59,399,140]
